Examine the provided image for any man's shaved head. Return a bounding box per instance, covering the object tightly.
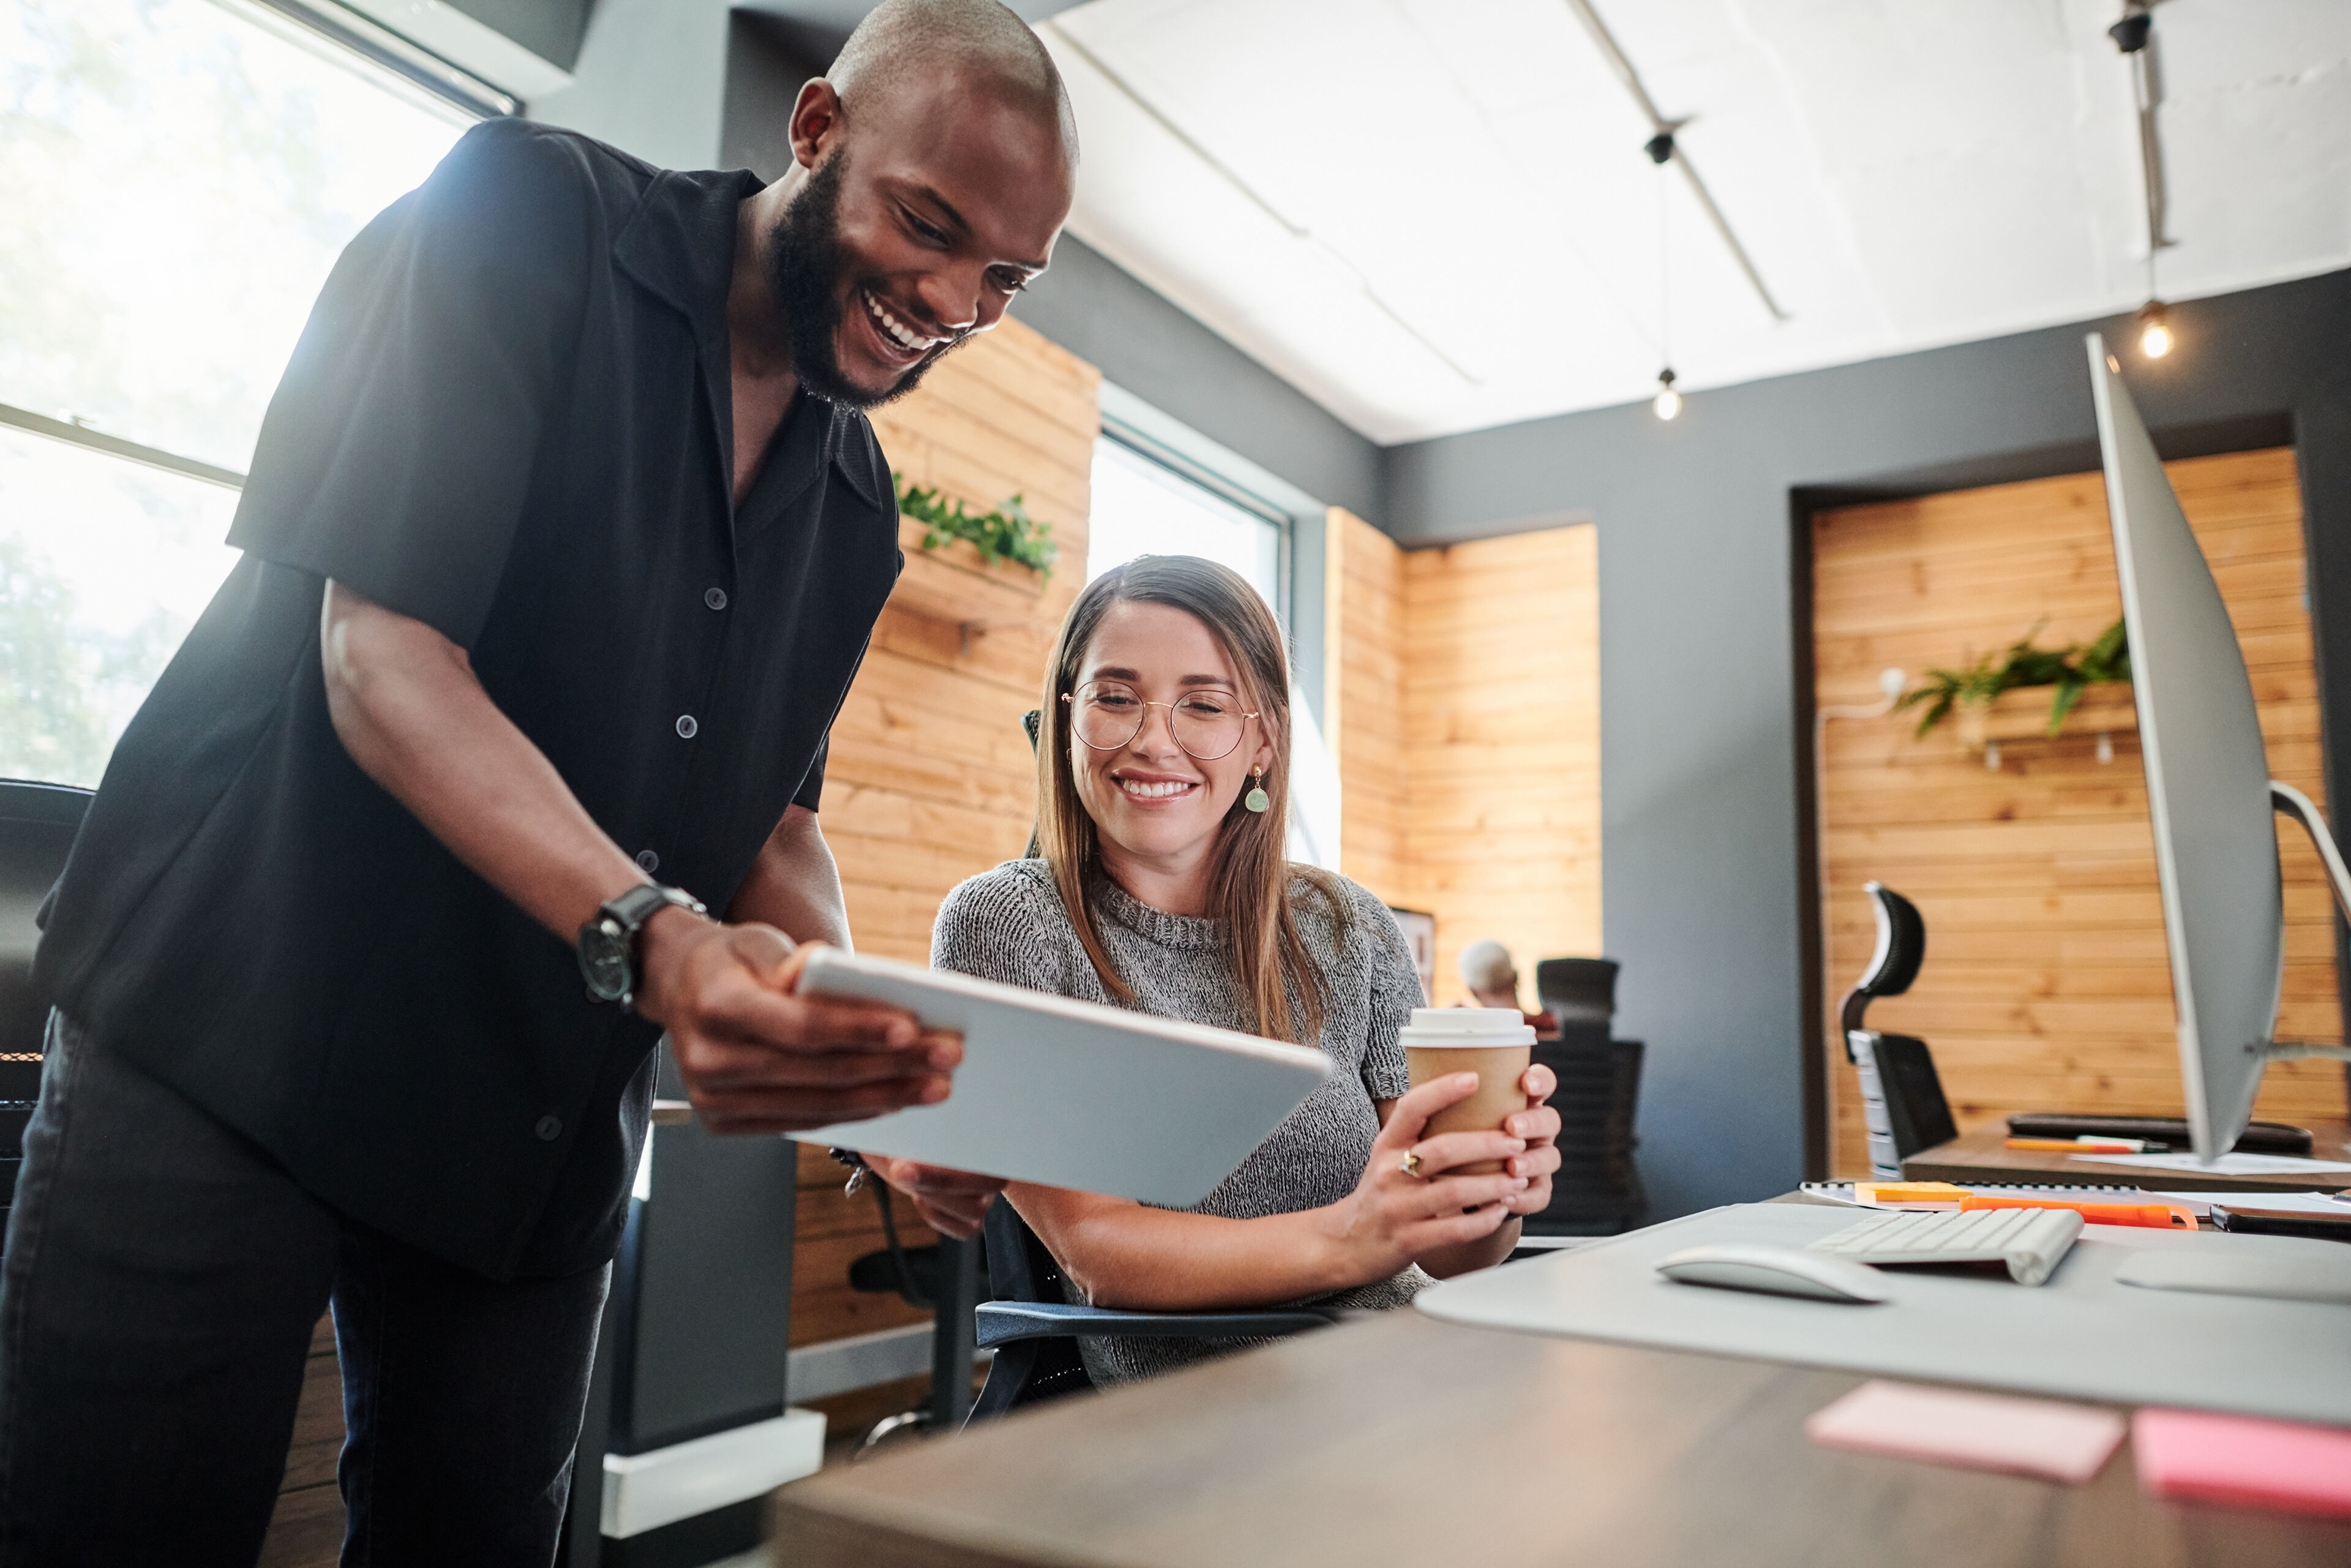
[830,0,1079,159]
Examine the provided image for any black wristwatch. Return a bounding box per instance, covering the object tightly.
[577,883,707,1010]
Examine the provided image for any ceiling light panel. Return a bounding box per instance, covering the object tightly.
[1041,0,2351,443]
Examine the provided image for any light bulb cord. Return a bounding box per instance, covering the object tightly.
[1657,155,1672,373]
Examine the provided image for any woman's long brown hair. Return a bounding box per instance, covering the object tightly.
[1035,555,1345,1045]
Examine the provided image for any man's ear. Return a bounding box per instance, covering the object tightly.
[789,79,845,170]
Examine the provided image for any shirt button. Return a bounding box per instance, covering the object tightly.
[675,715,698,739]
[536,1115,563,1142]
[636,849,659,873]
[704,587,728,611]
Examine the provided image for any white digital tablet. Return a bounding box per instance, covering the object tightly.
[787,947,1330,1206]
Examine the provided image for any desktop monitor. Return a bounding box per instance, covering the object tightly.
[2088,333,2351,1160]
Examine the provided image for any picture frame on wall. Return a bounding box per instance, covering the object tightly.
[1386,907,1436,1005]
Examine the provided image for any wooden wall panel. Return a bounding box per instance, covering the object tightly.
[1324,516,1603,1006]
[1814,448,2344,1176]
[800,318,1098,1346]
[1326,507,1408,906]
[841,317,1098,966]
[1402,528,1602,1007]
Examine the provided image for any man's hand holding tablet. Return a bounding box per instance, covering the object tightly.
[635,928,1004,1236]
[638,928,966,1132]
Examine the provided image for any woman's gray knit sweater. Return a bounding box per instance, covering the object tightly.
[930,858,1431,1386]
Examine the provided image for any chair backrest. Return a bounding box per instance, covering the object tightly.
[1527,1035,1646,1232]
[970,1201,1093,1420]
[1834,882,1952,1177]
[0,779,89,1079]
[1533,958,1618,1048]
[1854,1032,1958,1179]
[0,780,92,1242]
[1021,710,1043,858]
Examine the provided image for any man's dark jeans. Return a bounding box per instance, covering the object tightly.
[0,1013,610,1566]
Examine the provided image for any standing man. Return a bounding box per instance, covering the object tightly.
[0,1,1073,1562]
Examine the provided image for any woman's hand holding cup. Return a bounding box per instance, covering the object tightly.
[1496,1061,1562,1217]
[1318,1073,1533,1281]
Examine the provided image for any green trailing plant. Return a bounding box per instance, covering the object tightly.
[894,473,1057,579]
[1895,618,2132,740]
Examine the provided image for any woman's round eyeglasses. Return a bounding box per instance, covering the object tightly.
[1063,680,1259,761]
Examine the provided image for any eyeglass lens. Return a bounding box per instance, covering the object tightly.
[1073,681,1248,760]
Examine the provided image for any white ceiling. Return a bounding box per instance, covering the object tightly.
[1038,0,2351,445]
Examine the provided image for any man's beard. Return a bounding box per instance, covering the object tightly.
[765,152,961,410]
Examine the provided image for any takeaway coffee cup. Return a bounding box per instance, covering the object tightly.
[1400,1008,1535,1175]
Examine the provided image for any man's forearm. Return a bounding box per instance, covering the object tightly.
[726,805,852,948]
[320,580,640,941]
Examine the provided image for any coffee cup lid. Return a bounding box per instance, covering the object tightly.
[1397,1007,1535,1046]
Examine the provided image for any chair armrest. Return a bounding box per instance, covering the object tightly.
[974,1300,1338,1349]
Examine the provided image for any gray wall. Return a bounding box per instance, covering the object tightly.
[1015,238,1382,525]
[444,0,594,69]
[1385,268,2351,1217]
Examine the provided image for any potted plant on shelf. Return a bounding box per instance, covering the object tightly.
[894,473,1057,580]
[1895,619,2132,751]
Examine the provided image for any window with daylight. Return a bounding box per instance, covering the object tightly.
[1086,435,1286,617]
[1,0,475,787]
[1081,427,1343,871]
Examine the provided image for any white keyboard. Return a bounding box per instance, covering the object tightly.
[1807,1206,2085,1286]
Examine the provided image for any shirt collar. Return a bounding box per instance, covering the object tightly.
[611,168,884,512]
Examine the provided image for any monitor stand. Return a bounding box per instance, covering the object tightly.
[2266,782,2351,1065]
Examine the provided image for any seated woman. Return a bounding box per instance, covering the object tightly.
[931,555,1560,1384]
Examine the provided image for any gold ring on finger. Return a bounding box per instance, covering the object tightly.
[1398,1150,1426,1180]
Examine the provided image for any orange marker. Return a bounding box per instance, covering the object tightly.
[1959,1195,2195,1229]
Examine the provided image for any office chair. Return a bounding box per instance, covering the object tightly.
[1534,958,1616,1047]
[967,1201,1340,1424]
[0,781,92,1243]
[840,1174,986,1448]
[1528,959,1647,1235]
[1838,881,1958,1179]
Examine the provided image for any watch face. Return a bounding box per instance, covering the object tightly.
[579,918,633,1002]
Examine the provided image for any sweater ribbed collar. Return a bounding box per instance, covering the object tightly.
[1090,872,1226,953]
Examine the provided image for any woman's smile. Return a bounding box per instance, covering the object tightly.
[1112,769,1201,803]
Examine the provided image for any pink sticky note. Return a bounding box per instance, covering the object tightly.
[1805,1380,2127,1483]
[2134,1408,2351,1520]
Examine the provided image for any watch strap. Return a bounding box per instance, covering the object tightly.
[582,882,707,1010]
[603,881,703,934]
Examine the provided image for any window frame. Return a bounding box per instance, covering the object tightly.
[1093,413,1295,630]
[0,0,497,788]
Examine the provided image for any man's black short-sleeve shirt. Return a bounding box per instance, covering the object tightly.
[34,119,902,1279]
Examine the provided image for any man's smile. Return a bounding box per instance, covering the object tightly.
[860,287,948,361]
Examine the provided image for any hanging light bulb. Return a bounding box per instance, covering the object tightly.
[2137,299,2173,359]
[1653,368,1681,421]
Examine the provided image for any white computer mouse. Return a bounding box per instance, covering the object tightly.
[1655,1244,1890,1304]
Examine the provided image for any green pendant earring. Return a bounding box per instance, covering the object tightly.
[1244,768,1270,814]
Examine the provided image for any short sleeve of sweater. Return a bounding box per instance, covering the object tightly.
[1351,882,1417,1100]
[931,866,1062,996]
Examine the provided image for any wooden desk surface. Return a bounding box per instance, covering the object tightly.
[769,1300,2351,1568]
[1904,1121,2351,1193]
